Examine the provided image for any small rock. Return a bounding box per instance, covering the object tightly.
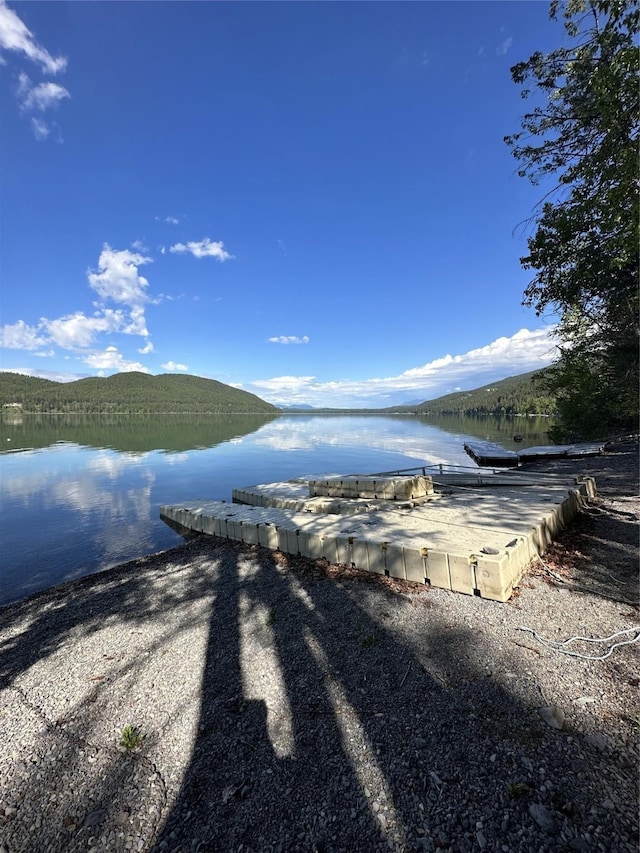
[83,808,107,828]
[476,830,487,849]
[537,706,564,730]
[115,811,130,826]
[585,733,609,752]
[529,803,558,835]
[573,696,597,707]
[602,799,615,811]
[414,737,427,749]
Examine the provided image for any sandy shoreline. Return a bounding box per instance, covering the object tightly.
[1,443,638,852]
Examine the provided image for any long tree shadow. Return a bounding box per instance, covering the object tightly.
[155,540,639,852]
[0,541,239,851]
[1,532,637,852]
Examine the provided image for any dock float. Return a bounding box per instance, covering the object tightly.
[464,440,605,467]
[161,472,596,603]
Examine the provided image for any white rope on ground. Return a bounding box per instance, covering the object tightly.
[516,625,640,660]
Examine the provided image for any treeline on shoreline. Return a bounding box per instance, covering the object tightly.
[386,369,556,416]
[1,368,556,417]
[0,371,279,415]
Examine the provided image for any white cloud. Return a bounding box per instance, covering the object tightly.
[88,244,152,305]
[138,341,154,354]
[18,74,69,111]
[497,36,513,56]
[43,309,124,349]
[249,375,318,397]
[83,346,149,373]
[165,216,179,225]
[246,328,559,408]
[161,361,189,371]
[0,320,49,350]
[1,305,152,353]
[121,304,149,337]
[0,1,67,74]
[30,116,50,139]
[169,238,233,262]
[268,335,309,345]
[0,319,48,350]
[2,243,156,362]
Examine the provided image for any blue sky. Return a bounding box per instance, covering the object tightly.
[0,1,564,408]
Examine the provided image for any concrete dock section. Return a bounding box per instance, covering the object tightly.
[161,472,596,603]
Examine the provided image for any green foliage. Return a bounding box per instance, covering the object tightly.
[0,372,279,415]
[266,607,277,626]
[543,328,639,440]
[505,0,639,439]
[360,633,379,649]
[119,724,144,751]
[508,781,533,799]
[388,370,557,416]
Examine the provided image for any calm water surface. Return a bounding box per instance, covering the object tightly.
[0,413,553,606]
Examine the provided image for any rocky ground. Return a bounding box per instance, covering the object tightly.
[0,440,638,853]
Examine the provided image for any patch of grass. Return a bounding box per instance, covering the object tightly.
[266,607,277,627]
[119,724,144,751]
[508,781,533,799]
[360,633,379,649]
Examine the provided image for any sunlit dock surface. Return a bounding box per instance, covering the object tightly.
[161,468,597,602]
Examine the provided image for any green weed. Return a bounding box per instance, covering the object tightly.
[119,724,144,751]
[508,781,533,799]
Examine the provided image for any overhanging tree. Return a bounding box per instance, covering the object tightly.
[505,0,639,439]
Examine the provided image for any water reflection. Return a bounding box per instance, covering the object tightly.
[253,416,466,467]
[1,413,278,454]
[0,413,554,606]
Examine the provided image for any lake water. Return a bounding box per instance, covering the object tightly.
[0,412,553,606]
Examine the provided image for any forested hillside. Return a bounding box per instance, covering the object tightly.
[0,372,279,414]
[388,369,556,415]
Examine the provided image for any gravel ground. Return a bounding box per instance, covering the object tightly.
[0,441,638,853]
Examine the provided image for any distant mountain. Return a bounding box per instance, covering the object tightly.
[385,369,556,416]
[279,403,315,410]
[399,398,430,407]
[0,371,279,414]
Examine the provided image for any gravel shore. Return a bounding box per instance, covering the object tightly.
[1,441,638,853]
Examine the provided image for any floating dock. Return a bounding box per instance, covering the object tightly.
[161,471,596,603]
[464,440,605,467]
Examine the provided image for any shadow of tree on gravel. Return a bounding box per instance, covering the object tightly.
[1,529,638,852]
[540,505,639,605]
[153,542,639,852]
